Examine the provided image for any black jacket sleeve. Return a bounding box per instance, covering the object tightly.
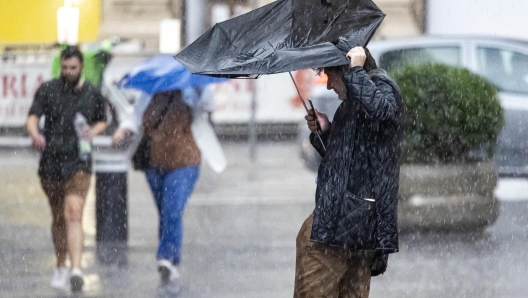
[342,67,398,123]
[28,83,47,117]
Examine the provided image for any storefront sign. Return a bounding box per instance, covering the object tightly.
[0,63,50,126]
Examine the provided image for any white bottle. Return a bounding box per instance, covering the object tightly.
[74,112,92,161]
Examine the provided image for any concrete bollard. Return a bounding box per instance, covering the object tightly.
[93,137,131,266]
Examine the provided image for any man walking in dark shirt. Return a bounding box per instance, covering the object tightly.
[26,47,107,292]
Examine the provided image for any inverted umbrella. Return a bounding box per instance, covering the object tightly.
[119,55,227,95]
[174,0,385,78]
[174,0,385,149]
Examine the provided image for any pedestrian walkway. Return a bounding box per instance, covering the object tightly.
[2,141,528,297]
[0,140,316,297]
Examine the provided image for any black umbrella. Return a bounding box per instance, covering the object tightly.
[175,0,385,149]
[175,0,385,77]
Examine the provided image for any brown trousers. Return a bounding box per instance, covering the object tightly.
[41,171,91,263]
[294,214,373,298]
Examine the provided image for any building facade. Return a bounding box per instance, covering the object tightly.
[99,0,425,51]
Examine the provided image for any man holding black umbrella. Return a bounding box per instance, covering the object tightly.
[172,0,400,295]
[296,46,402,298]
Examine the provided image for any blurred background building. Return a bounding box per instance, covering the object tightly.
[0,0,426,135]
[3,0,527,136]
[0,0,426,58]
[0,0,426,60]
[98,0,425,51]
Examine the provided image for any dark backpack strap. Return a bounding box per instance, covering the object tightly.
[153,97,174,130]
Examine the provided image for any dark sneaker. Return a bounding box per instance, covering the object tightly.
[69,268,84,292]
[157,259,180,286]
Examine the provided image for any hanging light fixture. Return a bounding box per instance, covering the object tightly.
[57,0,80,45]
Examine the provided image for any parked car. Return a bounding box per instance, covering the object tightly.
[298,36,528,230]
[300,35,528,177]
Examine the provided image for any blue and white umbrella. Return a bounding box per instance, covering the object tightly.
[118,54,228,173]
[119,55,227,95]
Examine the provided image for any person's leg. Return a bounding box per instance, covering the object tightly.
[42,179,70,290]
[145,168,166,256]
[157,166,200,265]
[294,214,349,298]
[338,252,373,298]
[41,179,67,268]
[63,171,91,270]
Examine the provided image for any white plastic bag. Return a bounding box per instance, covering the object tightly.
[191,112,227,173]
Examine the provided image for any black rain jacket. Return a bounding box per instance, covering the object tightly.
[309,67,402,253]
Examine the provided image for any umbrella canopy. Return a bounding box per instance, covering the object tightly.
[119,55,227,94]
[175,0,385,78]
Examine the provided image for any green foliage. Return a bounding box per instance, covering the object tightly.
[391,64,504,164]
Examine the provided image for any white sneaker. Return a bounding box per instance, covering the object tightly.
[50,267,69,290]
[69,268,85,292]
[157,259,180,285]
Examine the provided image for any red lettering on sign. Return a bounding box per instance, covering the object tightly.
[32,75,44,96]
[21,74,27,97]
[233,81,240,92]
[2,75,18,98]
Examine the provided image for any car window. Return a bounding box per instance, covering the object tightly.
[477,47,528,94]
[379,46,461,73]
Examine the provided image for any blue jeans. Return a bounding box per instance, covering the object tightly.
[146,166,200,265]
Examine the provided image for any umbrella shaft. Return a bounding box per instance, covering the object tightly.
[289,72,310,113]
[316,132,326,151]
[289,72,326,152]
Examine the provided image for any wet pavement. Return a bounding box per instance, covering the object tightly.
[1,140,528,297]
